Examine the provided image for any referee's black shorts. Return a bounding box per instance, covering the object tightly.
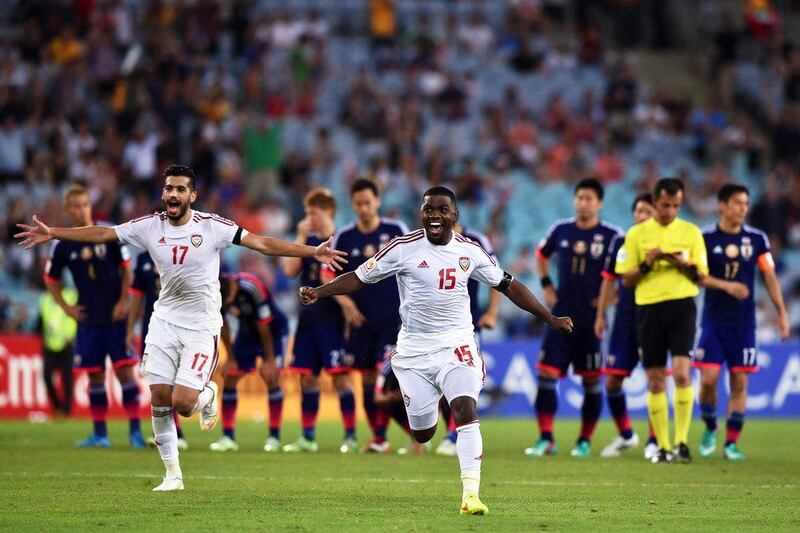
[636,297,696,369]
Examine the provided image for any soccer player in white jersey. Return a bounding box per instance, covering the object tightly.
[16,164,347,492]
[299,186,573,515]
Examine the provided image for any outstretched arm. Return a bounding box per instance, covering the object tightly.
[16,215,118,248]
[299,272,365,305]
[240,232,347,271]
[498,278,573,334]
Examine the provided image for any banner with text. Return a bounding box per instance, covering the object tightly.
[478,340,800,417]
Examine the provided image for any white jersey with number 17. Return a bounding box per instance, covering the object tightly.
[114,209,246,331]
[356,229,505,357]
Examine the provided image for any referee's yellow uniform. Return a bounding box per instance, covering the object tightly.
[615,216,707,451]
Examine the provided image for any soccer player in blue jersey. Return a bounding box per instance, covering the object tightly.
[43,184,143,448]
[331,179,408,453]
[127,250,188,450]
[526,178,622,458]
[594,193,656,458]
[209,273,289,452]
[283,188,358,453]
[695,184,789,460]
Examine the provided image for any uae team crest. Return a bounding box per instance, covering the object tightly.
[191,234,203,248]
[459,256,470,272]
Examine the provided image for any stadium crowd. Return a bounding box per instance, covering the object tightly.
[1,0,799,341]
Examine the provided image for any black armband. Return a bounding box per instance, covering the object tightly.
[495,271,514,293]
[638,261,652,274]
[232,227,243,246]
[540,275,553,289]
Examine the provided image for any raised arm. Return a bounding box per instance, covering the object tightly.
[240,231,347,271]
[16,215,118,248]
[299,272,365,305]
[498,278,573,334]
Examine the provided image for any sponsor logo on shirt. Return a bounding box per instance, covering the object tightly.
[713,245,723,254]
[417,260,429,269]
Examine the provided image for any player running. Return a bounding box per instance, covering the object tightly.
[331,179,408,454]
[16,164,346,491]
[209,272,289,453]
[432,222,501,457]
[127,250,188,450]
[594,193,656,458]
[695,184,789,460]
[43,184,143,449]
[282,188,359,453]
[527,178,622,458]
[299,186,573,515]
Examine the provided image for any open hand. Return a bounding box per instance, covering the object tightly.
[299,286,319,305]
[14,215,53,249]
[313,237,348,271]
[724,281,750,301]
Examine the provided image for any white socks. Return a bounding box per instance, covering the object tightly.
[456,421,482,498]
[191,386,214,415]
[151,406,182,478]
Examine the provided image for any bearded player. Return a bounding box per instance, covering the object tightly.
[16,164,347,491]
[299,186,573,515]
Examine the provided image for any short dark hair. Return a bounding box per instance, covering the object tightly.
[717,183,749,203]
[163,164,197,190]
[422,186,457,207]
[350,178,380,198]
[631,192,653,212]
[575,178,604,200]
[653,177,684,199]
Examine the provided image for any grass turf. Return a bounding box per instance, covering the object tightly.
[2,418,799,531]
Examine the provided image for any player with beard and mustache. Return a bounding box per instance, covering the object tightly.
[298,186,573,515]
[16,164,347,492]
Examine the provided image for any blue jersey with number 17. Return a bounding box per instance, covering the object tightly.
[701,224,773,328]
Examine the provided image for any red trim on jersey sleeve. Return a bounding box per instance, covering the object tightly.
[757,252,775,272]
[43,273,60,284]
[535,248,548,260]
[601,271,617,281]
[128,287,145,296]
[120,259,132,268]
[256,316,274,325]
[535,362,565,378]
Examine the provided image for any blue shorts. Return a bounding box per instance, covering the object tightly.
[230,327,289,375]
[603,322,639,377]
[74,322,135,373]
[346,320,400,371]
[288,312,348,376]
[537,322,602,378]
[695,325,758,373]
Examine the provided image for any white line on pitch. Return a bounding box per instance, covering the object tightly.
[1,471,797,490]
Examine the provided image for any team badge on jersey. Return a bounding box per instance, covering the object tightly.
[94,244,107,258]
[590,242,604,258]
[573,240,587,255]
[80,246,93,261]
[740,237,753,260]
[191,234,203,248]
[459,256,470,272]
[725,244,739,259]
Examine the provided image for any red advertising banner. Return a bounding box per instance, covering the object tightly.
[0,334,149,419]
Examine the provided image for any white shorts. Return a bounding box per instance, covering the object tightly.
[141,316,220,390]
[391,336,484,431]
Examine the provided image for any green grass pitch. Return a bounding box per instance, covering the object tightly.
[3,418,799,531]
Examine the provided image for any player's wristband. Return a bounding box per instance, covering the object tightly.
[540,276,553,289]
[638,261,652,274]
[686,264,700,283]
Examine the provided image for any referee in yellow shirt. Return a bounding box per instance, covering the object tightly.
[615,178,708,464]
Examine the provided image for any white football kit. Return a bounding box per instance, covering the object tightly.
[115,210,246,390]
[356,229,506,429]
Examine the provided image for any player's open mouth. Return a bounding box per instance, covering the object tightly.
[166,199,181,215]
[429,221,443,234]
